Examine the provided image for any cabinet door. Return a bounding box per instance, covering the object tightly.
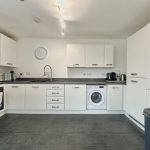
[127,25,148,78]
[0,34,17,67]
[85,45,104,67]
[25,85,46,110]
[104,45,114,67]
[66,44,85,67]
[107,85,123,110]
[126,78,147,125]
[6,84,25,109]
[65,84,86,110]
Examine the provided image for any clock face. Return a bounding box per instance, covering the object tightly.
[34,47,48,60]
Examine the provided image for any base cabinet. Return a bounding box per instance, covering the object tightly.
[126,78,147,125]
[65,84,86,110]
[6,84,25,109]
[25,85,46,110]
[107,85,123,111]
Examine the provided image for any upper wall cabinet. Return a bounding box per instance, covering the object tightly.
[66,44,85,67]
[127,25,149,78]
[66,44,114,68]
[0,34,17,67]
[85,45,105,67]
[104,45,114,67]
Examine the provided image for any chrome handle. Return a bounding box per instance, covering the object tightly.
[52,99,59,101]
[12,86,19,88]
[7,62,13,66]
[52,92,59,94]
[131,73,138,76]
[32,86,39,88]
[106,64,112,66]
[73,86,80,88]
[52,106,59,109]
[131,80,138,83]
[92,64,98,66]
[73,64,79,66]
[112,87,120,89]
[52,86,59,89]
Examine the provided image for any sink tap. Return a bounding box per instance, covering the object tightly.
[44,65,52,81]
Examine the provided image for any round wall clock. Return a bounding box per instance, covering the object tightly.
[34,47,48,60]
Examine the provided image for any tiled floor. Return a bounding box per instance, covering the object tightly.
[0,114,144,150]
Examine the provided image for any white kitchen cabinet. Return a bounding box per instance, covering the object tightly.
[66,44,85,67]
[104,45,114,67]
[5,84,25,109]
[126,78,147,125]
[107,85,123,111]
[85,45,104,67]
[127,25,149,78]
[0,34,17,67]
[65,84,86,110]
[46,84,65,110]
[25,84,46,110]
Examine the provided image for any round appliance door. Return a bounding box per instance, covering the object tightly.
[88,90,104,106]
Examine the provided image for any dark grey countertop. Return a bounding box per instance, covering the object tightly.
[143,108,150,118]
[0,78,126,85]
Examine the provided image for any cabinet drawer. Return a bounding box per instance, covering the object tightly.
[47,84,64,90]
[47,97,64,104]
[47,90,64,97]
[47,104,64,110]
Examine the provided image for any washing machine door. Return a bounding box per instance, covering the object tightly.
[89,90,104,106]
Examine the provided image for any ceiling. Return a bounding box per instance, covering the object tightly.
[0,0,150,39]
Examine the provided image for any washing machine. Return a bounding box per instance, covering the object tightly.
[87,85,107,110]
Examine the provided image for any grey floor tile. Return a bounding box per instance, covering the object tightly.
[0,114,144,150]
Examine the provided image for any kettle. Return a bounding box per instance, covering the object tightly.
[120,74,126,82]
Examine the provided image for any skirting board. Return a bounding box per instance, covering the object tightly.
[6,109,124,115]
[0,109,6,117]
[124,112,145,131]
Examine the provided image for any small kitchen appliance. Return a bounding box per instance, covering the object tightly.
[106,72,117,81]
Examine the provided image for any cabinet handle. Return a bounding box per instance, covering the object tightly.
[131,80,138,83]
[131,73,138,76]
[52,86,59,89]
[92,64,98,66]
[52,106,59,109]
[52,99,59,101]
[7,62,13,66]
[106,64,112,65]
[52,92,59,94]
[73,64,79,67]
[32,86,39,88]
[12,86,19,88]
[73,86,80,88]
[112,87,120,89]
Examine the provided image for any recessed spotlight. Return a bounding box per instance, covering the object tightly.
[32,17,41,23]
[61,31,65,36]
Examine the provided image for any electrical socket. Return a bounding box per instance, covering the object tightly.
[26,72,30,76]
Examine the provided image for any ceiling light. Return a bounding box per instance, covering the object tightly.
[61,31,65,36]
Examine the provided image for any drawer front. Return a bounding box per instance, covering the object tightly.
[47,104,64,110]
[47,84,64,90]
[47,90,64,97]
[47,97,64,104]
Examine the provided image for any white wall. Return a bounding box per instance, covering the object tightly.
[14,38,127,78]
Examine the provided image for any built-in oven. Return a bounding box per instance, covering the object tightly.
[0,87,4,111]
